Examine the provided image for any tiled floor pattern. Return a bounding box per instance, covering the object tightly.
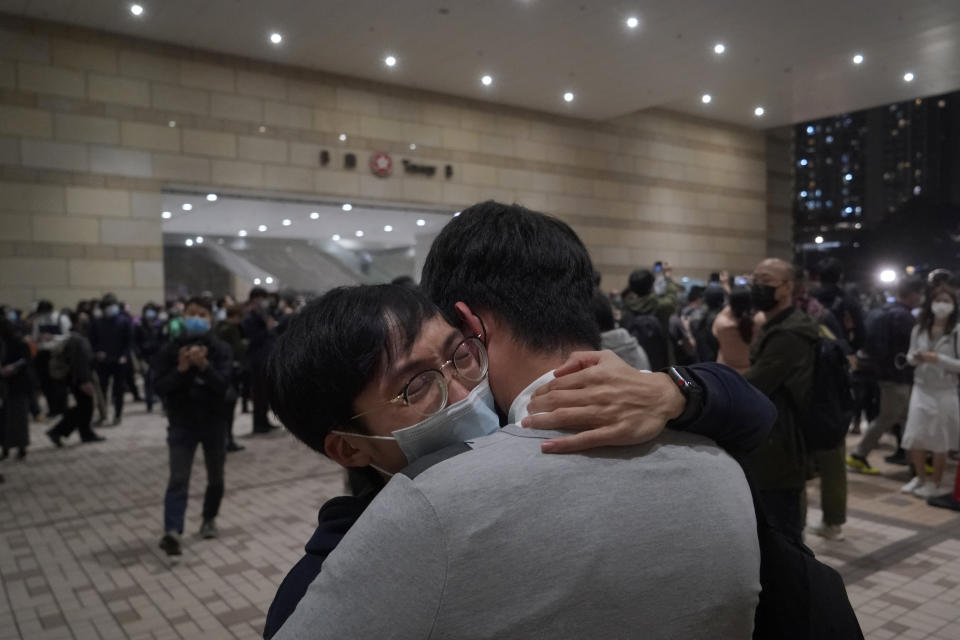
[2,408,959,639]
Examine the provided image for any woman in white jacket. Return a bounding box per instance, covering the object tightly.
[901,285,960,498]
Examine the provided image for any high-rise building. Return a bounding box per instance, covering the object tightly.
[793,90,960,281]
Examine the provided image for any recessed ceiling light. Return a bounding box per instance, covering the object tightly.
[181,203,192,211]
[130,4,144,16]
[714,43,726,55]
[332,234,341,241]
[258,125,267,133]
[185,238,194,247]
[282,218,292,226]
[384,225,393,232]
[355,230,364,237]
[168,120,176,128]
[342,203,353,212]
[206,193,217,202]
[852,53,864,65]
[195,236,204,244]
[409,143,417,150]
[338,133,347,142]
[701,94,712,104]
[754,106,765,117]
[270,33,282,45]
[310,211,320,220]
[416,219,426,227]
[238,229,247,237]
[481,74,493,86]
[563,92,575,103]
[265,276,274,284]
[254,278,261,285]
[384,55,397,67]
[161,211,171,219]
[258,224,267,232]
[903,71,915,82]
[626,16,639,29]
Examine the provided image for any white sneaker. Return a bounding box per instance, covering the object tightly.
[914,483,943,499]
[810,523,845,541]
[901,476,924,494]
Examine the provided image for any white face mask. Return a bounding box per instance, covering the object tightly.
[932,301,955,319]
[333,379,500,467]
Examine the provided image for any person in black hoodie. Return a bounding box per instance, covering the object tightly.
[90,293,133,426]
[134,302,164,413]
[154,297,233,557]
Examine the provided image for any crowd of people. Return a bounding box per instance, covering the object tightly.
[5,199,959,637]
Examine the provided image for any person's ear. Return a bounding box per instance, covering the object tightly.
[324,432,373,468]
[454,301,485,340]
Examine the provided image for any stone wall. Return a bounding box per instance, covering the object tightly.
[766,127,794,262]
[0,15,769,309]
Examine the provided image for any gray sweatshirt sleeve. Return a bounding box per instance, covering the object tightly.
[273,475,446,640]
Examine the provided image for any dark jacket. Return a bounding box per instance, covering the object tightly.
[134,320,164,361]
[743,307,819,490]
[63,333,94,388]
[813,283,866,352]
[874,301,917,385]
[242,310,275,366]
[154,333,233,429]
[261,362,776,638]
[214,321,248,374]
[90,314,133,361]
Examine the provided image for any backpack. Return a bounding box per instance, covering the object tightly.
[48,338,71,381]
[622,313,669,370]
[741,464,864,639]
[796,326,855,451]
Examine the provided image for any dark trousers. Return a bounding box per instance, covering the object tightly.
[36,351,68,416]
[758,488,804,542]
[143,365,156,413]
[97,361,126,419]
[163,426,226,534]
[49,387,96,441]
[251,363,271,430]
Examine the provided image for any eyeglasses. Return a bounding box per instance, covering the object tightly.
[350,336,488,420]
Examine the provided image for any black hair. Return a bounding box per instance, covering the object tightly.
[687,285,706,304]
[101,293,118,308]
[592,289,616,332]
[704,285,726,310]
[142,301,159,315]
[36,300,54,314]
[729,286,755,344]
[248,287,268,301]
[421,201,600,352]
[267,284,441,455]
[593,271,603,288]
[817,257,844,286]
[185,296,213,313]
[917,285,959,335]
[628,269,654,297]
[897,275,926,299]
[391,275,417,288]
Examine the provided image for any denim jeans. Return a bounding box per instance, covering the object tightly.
[163,426,227,534]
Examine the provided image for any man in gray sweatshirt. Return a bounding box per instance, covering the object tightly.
[274,202,761,639]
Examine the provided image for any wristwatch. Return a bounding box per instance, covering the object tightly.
[663,366,706,428]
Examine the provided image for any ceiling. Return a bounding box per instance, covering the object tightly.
[3,0,960,127]
[161,190,452,251]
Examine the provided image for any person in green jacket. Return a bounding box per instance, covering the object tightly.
[742,258,819,542]
[621,264,683,366]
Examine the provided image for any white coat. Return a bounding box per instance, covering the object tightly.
[902,324,960,452]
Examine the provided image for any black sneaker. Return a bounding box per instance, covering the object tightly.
[199,520,219,539]
[884,450,909,466]
[46,430,63,448]
[159,532,182,556]
[226,442,245,453]
[81,435,106,444]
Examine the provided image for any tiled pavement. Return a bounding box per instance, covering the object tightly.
[2,408,960,640]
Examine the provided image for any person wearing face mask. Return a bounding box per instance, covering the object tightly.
[739,258,821,542]
[899,286,960,498]
[270,204,783,640]
[134,303,164,414]
[89,293,133,426]
[153,297,233,557]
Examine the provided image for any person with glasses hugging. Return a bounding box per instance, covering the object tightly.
[264,202,777,639]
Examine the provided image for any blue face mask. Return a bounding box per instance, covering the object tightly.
[105,304,120,317]
[333,379,500,466]
[183,316,210,335]
[144,309,157,320]
[5,310,16,323]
